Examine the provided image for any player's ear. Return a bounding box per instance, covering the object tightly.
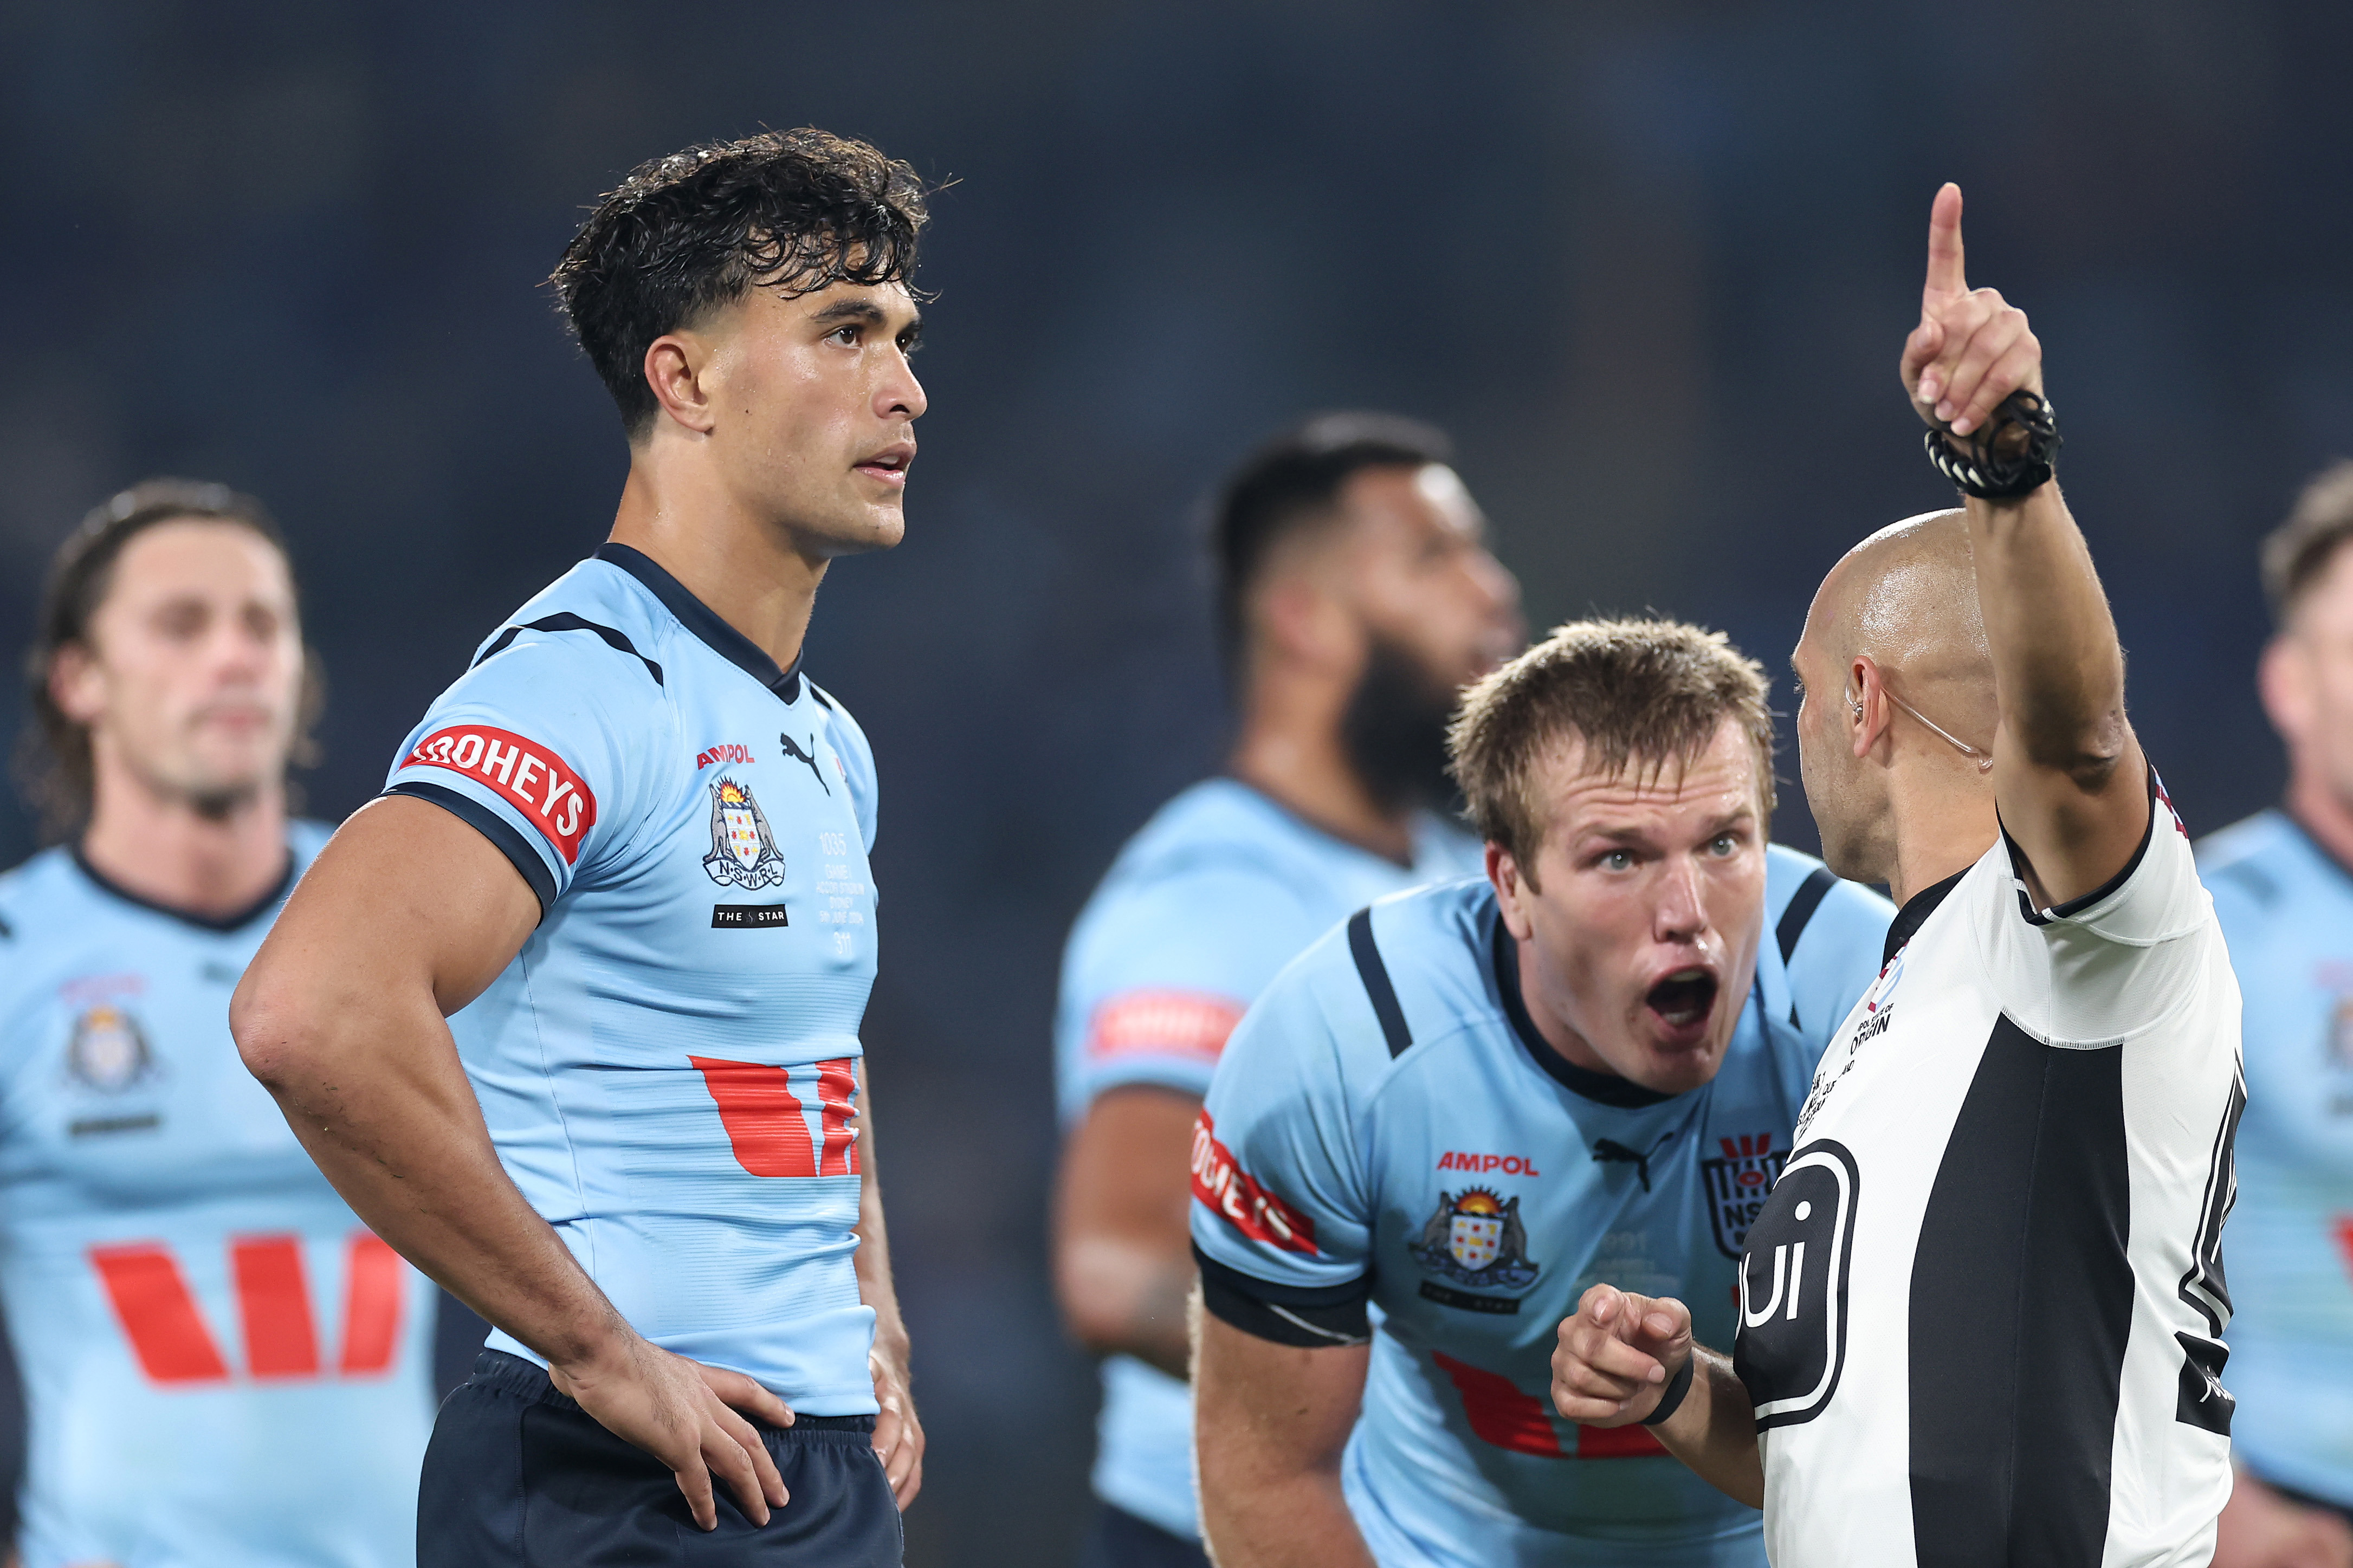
[2258,633,2311,749]
[1489,841,1536,940]
[642,329,719,438]
[48,642,106,726]
[1256,574,1355,677]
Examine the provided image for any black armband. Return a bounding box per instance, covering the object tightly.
[1640,1352,1697,1426]
[1924,389,2061,500]
[1193,1245,1372,1349]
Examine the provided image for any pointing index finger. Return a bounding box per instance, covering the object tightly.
[1924,182,1967,300]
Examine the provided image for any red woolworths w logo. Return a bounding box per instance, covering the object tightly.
[690,1057,860,1177]
[403,725,596,864]
[1190,1111,1317,1255]
[87,1232,406,1386]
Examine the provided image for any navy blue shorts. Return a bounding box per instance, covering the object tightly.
[419,1350,902,1567]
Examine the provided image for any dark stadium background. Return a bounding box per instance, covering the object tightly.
[2,2,2346,1560]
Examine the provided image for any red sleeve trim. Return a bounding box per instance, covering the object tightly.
[400,725,598,865]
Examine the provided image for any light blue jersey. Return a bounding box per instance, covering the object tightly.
[385,543,882,1414]
[0,829,436,1568]
[1191,852,1891,1567]
[2199,809,2353,1507]
[1055,780,1485,1538]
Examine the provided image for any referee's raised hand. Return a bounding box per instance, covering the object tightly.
[1900,182,2042,440]
[1549,1283,1692,1428]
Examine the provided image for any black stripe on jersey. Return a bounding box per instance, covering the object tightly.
[596,543,804,704]
[387,782,558,917]
[1908,1016,2133,1568]
[1347,908,1413,1058]
[1193,1245,1372,1347]
[1776,865,1838,964]
[1883,867,1966,967]
[1775,864,1840,1029]
[474,614,665,688]
[2178,1070,2245,1336]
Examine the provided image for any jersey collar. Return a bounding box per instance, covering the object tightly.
[1489,911,1676,1109]
[595,542,805,704]
[1883,866,1967,966]
[69,843,296,934]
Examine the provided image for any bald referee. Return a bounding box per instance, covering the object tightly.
[1550,183,2244,1567]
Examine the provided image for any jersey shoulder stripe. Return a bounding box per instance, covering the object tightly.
[475,612,664,687]
[1346,908,1413,1058]
[1776,864,1839,963]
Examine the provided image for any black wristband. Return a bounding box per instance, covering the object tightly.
[1924,389,2061,500]
[1640,1352,1696,1427]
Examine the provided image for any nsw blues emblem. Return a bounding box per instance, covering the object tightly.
[1408,1187,1539,1292]
[1701,1131,1789,1258]
[702,776,786,890]
[66,1004,157,1093]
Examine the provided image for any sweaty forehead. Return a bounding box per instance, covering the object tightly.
[1540,723,1762,837]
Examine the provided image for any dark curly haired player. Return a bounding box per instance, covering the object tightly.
[233,130,929,1565]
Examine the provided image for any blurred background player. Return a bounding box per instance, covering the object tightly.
[1050,413,1523,1566]
[2201,463,2353,1568]
[1190,619,1891,1568]
[232,131,927,1565]
[0,480,436,1567]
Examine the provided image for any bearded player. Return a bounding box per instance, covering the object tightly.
[1554,185,2244,1567]
[1053,413,1521,1567]
[0,480,436,1566]
[233,131,926,1565]
[1190,617,1892,1567]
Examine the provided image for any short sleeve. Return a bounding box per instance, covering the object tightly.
[383,635,667,913]
[810,683,878,852]
[1984,768,2216,1047]
[1055,864,1323,1116]
[1783,875,1897,1046]
[1188,958,1374,1298]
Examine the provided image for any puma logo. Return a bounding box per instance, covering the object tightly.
[778,733,830,794]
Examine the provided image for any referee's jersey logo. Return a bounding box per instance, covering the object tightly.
[1734,1139,1859,1430]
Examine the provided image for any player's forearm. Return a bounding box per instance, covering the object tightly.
[1966,484,2130,782]
[1055,1234,1194,1377]
[1194,1312,1374,1568]
[853,1171,910,1373]
[1198,1464,1376,1568]
[1649,1347,1764,1509]
[235,972,630,1371]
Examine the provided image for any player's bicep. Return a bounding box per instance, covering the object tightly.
[1194,1308,1369,1472]
[280,795,539,1015]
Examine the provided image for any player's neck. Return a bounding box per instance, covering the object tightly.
[79,766,289,922]
[607,458,826,675]
[1880,769,1998,909]
[1228,704,1415,866]
[2283,761,2353,877]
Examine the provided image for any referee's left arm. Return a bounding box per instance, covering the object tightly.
[1901,182,2149,908]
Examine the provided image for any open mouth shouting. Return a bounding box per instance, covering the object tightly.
[1643,965,1721,1046]
[855,440,915,487]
